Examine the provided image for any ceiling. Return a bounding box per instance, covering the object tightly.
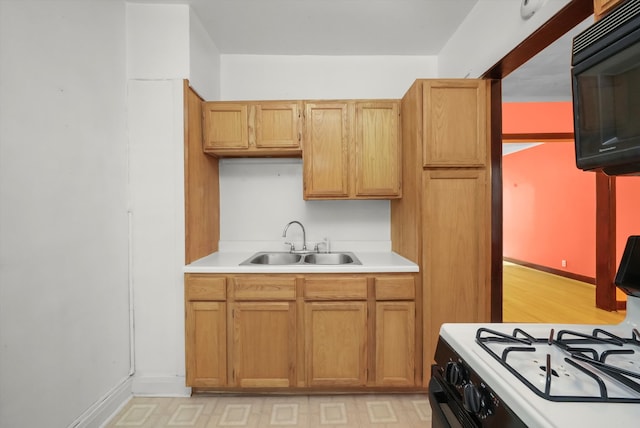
[169,0,479,56]
[135,0,593,101]
[502,15,593,102]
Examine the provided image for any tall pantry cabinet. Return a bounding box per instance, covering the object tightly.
[391,79,495,384]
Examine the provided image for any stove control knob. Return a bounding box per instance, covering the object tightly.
[444,361,467,386]
[463,383,491,417]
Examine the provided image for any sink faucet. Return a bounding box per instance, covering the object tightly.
[282,220,307,252]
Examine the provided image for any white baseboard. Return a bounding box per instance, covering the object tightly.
[68,375,190,428]
[131,375,192,397]
[68,376,132,428]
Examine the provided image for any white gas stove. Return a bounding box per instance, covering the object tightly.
[430,237,640,427]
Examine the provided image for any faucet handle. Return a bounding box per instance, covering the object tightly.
[284,241,295,252]
[314,237,330,253]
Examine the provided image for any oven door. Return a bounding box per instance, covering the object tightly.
[429,375,479,428]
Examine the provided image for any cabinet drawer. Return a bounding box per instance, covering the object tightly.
[185,275,226,301]
[233,276,296,300]
[375,276,415,300]
[304,277,368,300]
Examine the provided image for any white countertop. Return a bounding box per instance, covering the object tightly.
[184,251,419,274]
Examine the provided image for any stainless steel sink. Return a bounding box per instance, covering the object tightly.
[303,253,360,265]
[239,251,361,266]
[241,252,302,265]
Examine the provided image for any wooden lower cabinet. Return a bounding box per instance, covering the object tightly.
[231,302,296,387]
[422,168,490,366]
[375,301,415,386]
[184,272,419,390]
[391,79,493,384]
[304,301,368,386]
[185,301,227,387]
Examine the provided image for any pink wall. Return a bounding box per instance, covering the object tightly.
[503,102,640,280]
[503,102,574,134]
[617,177,640,265]
[503,143,596,277]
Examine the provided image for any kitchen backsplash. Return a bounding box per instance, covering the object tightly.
[219,158,391,251]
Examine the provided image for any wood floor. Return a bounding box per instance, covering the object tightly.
[502,262,626,324]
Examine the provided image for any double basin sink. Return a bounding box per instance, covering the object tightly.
[240,251,362,266]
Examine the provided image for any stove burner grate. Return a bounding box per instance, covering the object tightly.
[476,327,640,403]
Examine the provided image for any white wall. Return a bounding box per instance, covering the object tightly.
[189,7,221,100]
[218,158,392,252]
[0,1,131,426]
[439,0,572,78]
[220,55,436,100]
[0,2,221,425]
[127,79,187,395]
[126,2,189,79]
[125,2,220,396]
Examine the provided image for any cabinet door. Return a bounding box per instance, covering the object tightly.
[202,103,249,151]
[375,275,415,300]
[305,301,367,386]
[423,80,488,167]
[231,302,296,387]
[422,169,490,365]
[303,102,350,198]
[254,102,301,149]
[185,301,227,387]
[354,101,401,197]
[375,301,415,386]
[594,0,622,18]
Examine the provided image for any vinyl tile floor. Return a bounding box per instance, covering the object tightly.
[105,393,432,427]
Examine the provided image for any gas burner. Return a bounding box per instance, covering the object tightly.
[476,327,640,402]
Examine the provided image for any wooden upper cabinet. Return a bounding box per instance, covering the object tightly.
[253,102,302,149]
[354,102,401,197]
[203,101,302,156]
[423,80,488,167]
[303,100,402,200]
[203,103,249,151]
[303,102,350,198]
[594,0,623,18]
[201,97,402,198]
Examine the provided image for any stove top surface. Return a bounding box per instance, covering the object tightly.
[476,325,640,402]
[438,298,640,427]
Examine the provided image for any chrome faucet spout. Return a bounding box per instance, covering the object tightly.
[282,220,307,252]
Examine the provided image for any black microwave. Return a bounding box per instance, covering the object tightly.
[571,0,640,176]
